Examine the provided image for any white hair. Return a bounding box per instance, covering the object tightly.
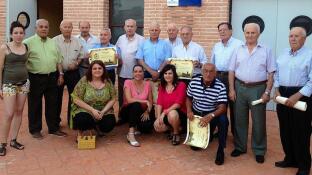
[244,23,260,33]
[291,27,307,37]
[36,19,49,27]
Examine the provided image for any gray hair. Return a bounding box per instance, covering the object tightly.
[180,26,192,32]
[101,28,111,34]
[125,19,137,26]
[244,23,260,33]
[291,27,307,37]
[36,19,49,27]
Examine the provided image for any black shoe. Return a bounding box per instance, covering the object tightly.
[31,132,43,140]
[275,160,296,168]
[230,149,246,157]
[215,151,224,165]
[0,143,7,156]
[296,170,310,175]
[49,130,67,137]
[255,155,265,163]
[190,146,201,151]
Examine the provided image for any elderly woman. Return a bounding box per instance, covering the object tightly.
[119,65,154,147]
[70,60,116,137]
[154,64,187,145]
[0,22,29,156]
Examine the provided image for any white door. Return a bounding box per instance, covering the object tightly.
[232,0,312,110]
[6,0,37,41]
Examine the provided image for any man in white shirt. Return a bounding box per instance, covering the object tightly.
[76,21,99,77]
[172,26,207,76]
[211,22,243,136]
[116,19,144,115]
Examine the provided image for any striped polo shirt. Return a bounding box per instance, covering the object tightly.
[187,76,227,113]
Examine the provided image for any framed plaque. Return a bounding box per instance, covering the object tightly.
[183,115,210,149]
[169,58,193,79]
[88,47,118,68]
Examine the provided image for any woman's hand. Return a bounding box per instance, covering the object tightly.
[140,110,150,122]
[154,112,167,132]
[91,108,102,120]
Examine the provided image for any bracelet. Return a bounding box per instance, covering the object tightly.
[59,72,64,76]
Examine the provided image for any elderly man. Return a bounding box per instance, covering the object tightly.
[165,23,182,50]
[211,22,243,136]
[172,26,207,77]
[116,19,144,111]
[24,19,67,139]
[228,21,276,163]
[53,20,84,126]
[186,63,228,165]
[76,21,99,77]
[274,26,311,175]
[92,28,121,84]
[136,21,171,81]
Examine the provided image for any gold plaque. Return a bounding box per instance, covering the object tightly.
[183,115,210,149]
[89,47,118,68]
[169,58,194,79]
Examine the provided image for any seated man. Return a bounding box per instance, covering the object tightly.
[186,63,228,165]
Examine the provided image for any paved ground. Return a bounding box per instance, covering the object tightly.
[0,91,310,175]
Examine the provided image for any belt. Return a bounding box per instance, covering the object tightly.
[217,71,228,76]
[29,71,57,77]
[279,86,302,91]
[236,78,266,87]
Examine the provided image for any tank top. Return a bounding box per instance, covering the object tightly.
[2,44,28,84]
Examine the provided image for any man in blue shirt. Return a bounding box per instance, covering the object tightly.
[274,26,312,175]
[136,21,171,81]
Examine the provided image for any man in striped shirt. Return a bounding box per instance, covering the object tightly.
[186,63,228,165]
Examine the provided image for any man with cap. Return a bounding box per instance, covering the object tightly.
[274,16,312,175]
[228,16,276,163]
[211,22,243,136]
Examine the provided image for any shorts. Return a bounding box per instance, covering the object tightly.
[2,79,30,97]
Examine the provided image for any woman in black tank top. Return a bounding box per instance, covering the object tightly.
[0,21,28,156]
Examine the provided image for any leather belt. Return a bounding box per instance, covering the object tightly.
[236,78,266,87]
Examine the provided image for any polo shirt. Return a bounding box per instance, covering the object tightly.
[187,76,227,113]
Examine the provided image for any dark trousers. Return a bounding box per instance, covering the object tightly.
[107,69,116,85]
[56,69,80,126]
[120,102,155,133]
[193,109,229,151]
[28,72,60,134]
[118,77,129,110]
[73,112,116,132]
[276,86,311,171]
[217,71,234,136]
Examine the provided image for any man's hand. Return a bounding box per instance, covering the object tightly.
[229,89,236,101]
[273,89,281,103]
[150,70,159,81]
[187,111,194,121]
[193,60,201,68]
[57,75,64,86]
[285,93,302,107]
[261,93,270,103]
[199,114,213,127]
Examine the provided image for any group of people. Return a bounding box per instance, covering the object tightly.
[0,16,310,175]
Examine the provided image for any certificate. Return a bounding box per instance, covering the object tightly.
[169,58,194,79]
[88,47,118,68]
[183,115,210,149]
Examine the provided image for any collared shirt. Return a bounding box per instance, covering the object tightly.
[75,33,99,67]
[211,37,243,71]
[136,38,171,71]
[228,43,276,82]
[187,76,227,113]
[172,41,207,75]
[24,34,62,74]
[165,37,182,51]
[274,46,312,97]
[92,43,121,70]
[116,33,144,78]
[53,35,84,71]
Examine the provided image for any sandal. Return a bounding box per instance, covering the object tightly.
[0,143,7,156]
[10,139,24,150]
[126,133,140,147]
[172,134,180,146]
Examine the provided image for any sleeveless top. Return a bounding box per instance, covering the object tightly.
[2,44,28,84]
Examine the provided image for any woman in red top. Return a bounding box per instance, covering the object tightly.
[154,64,187,145]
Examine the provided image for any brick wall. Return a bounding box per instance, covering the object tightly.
[144,0,230,60]
[0,0,6,44]
[63,0,109,37]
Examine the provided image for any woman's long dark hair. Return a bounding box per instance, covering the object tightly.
[159,64,179,88]
[86,60,110,82]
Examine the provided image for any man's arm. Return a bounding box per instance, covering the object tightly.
[228,71,236,101]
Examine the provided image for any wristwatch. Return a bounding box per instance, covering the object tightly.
[264,91,270,96]
[157,70,161,73]
[210,113,215,118]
